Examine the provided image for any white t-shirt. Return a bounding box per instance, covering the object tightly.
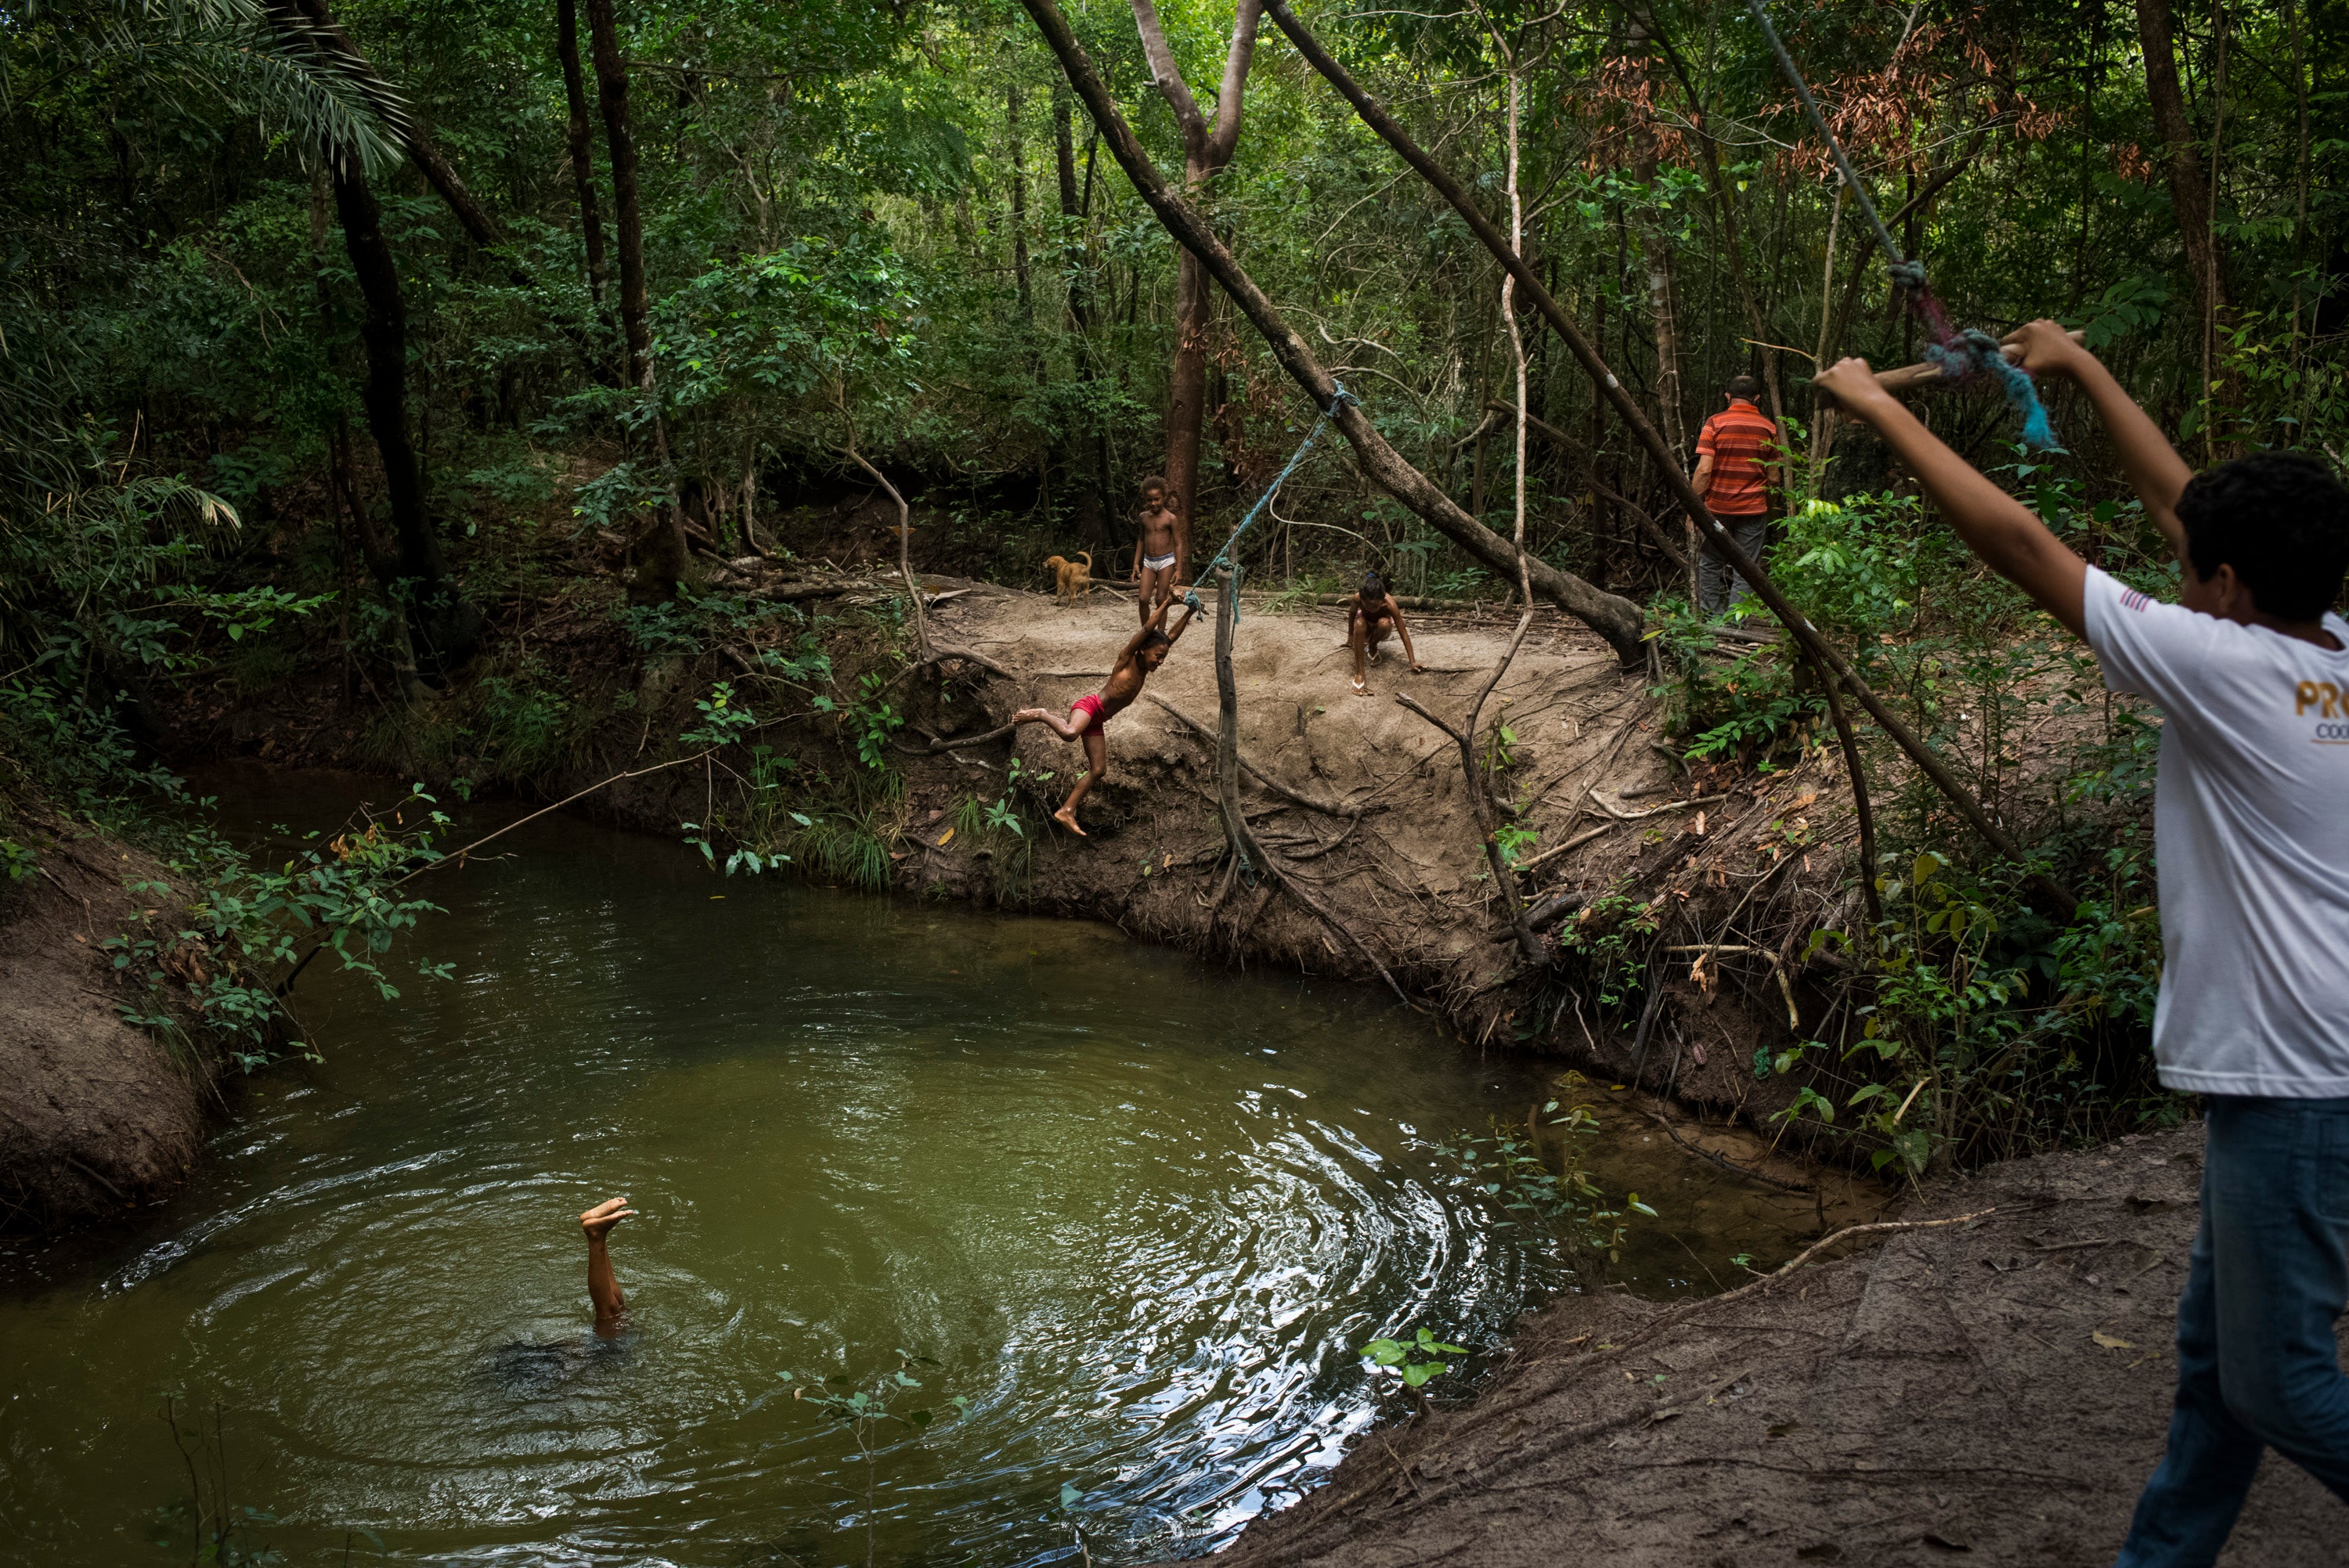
[2082,566,2349,1097]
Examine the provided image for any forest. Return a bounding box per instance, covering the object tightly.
[5,0,2349,1561]
[3,0,2347,1153]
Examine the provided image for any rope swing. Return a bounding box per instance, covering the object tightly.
[1186,383,1358,621]
[1744,0,2061,450]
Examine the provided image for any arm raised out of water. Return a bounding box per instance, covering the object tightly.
[581,1196,634,1337]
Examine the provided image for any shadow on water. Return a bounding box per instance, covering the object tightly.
[0,763,1844,1566]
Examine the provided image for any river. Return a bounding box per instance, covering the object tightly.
[0,769,1827,1566]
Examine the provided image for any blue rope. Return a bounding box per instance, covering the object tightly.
[1185,383,1357,624]
[1928,330,2059,450]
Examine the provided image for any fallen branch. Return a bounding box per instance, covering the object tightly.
[277,744,725,997]
[1020,0,1649,665]
[1589,788,1733,823]
[1148,694,1362,817]
[1512,820,1615,874]
[899,721,1018,755]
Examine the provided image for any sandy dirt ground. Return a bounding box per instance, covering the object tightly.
[1177,1123,2342,1567]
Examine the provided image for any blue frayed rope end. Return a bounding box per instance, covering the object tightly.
[1925,330,2063,452]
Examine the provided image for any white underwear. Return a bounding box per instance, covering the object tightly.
[1142,553,1176,571]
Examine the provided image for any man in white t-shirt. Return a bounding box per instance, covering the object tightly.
[1817,325,2349,1567]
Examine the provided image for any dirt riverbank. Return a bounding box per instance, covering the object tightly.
[1188,1122,2340,1567]
[0,818,215,1227]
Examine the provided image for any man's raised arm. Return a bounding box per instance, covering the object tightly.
[2001,320,2193,563]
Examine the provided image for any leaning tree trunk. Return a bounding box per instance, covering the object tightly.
[328,159,479,671]
[582,0,691,600]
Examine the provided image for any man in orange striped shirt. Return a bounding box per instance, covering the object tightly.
[1690,375,1784,614]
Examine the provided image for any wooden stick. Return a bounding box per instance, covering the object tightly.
[1855,329,2087,401]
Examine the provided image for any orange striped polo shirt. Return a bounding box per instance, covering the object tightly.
[1695,399,1782,516]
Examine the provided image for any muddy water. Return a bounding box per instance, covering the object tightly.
[0,770,1831,1566]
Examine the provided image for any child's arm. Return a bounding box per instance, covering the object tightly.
[1387,596,1424,671]
[2002,320,2193,562]
[1813,355,2088,640]
[1163,597,1201,646]
[1113,593,1173,661]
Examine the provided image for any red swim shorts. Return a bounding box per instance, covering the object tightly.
[1070,693,1108,736]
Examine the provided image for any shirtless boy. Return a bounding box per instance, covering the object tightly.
[1133,476,1182,624]
[1013,592,1200,834]
[1817,323,2349,1568]
[1345,569,1424,695]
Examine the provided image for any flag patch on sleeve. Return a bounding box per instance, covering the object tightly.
[2120,588,2152,612]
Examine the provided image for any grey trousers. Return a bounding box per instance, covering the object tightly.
[1696,513,1770,615]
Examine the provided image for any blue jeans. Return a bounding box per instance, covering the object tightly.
[2115,1096,2349,1566]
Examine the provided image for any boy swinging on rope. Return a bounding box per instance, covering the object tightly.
[1817,323,2349,1568]
[1012,592,1201,835]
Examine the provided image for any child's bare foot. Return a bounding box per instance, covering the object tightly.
[1053,806,1087,836]
[1013,706,1045,723]
[580,1196,635,1240]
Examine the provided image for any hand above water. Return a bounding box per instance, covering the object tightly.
[580,1197,635,1242]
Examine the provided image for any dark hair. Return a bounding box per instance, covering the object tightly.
[1138,474,1170,498]
[1725,374,1761,402]
[1140,628,1172,652]
[1360,568,1385,600]
[2178,452,2349,622]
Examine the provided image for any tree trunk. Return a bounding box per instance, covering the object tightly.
[1127,0,1266,583]
[329,158,479,670]
[2136,0,2231,355]
[583,0,691,600]
[556,0,612,317]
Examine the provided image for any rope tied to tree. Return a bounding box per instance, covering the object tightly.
[1743,0,2062,451]
[1186,382,1357,622]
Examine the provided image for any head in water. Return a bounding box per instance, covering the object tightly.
[1361,568,1386,602]
[1724,374,1761,405]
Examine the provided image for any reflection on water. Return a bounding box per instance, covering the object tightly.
[0,769,1827,1566]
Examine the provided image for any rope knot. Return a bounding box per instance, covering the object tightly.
[1886,258,1929,294]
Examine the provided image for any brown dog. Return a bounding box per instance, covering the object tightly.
[1045,551,1093,606]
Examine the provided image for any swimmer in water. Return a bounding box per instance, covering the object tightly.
[582,1195,634,1337]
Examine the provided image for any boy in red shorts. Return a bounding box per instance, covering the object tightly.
[1012,593,1200,834]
